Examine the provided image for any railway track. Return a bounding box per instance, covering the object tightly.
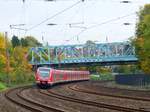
[5,86,65,112]
[3,82,150,112]
[86,81,150,93]
[69,84,150,102]
[39,87,149,112]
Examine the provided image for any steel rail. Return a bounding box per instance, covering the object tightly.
[69,84,150,102]
[5,86,65,112]
[39,88,149,112]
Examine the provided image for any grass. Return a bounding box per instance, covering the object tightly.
[90,74,114,81]
[0,82,7,91]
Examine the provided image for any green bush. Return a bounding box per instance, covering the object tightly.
[90,74,114,81]
[0,71,35,88]
[8,71,34,86]
[0,73,8,83]
[0,82,7,90]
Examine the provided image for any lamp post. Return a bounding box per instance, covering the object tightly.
[5,32,10,74]
[5,32,11,85]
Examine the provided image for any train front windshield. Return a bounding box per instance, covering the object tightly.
[39,68,50,78]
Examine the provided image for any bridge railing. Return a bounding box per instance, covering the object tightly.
[27,42,137,65]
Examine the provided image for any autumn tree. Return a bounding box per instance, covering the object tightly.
[21,36,42,47]
[20,38,28,47]
[133,4,150,73]
[0,33,38,86]
[11,35,20,48]
[12,47,32,72]
[0,33,6,72]
[0,33,5,49]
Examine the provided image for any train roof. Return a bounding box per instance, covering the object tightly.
[38,67,89,73]
[38,67,51,70]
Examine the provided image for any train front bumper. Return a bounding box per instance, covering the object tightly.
[36,80,52,85]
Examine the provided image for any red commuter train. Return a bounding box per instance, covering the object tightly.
[35,67,90,86]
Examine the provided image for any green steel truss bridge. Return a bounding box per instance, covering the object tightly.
[28,42,138,67]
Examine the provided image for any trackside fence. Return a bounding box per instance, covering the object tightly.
[115,74,150,86]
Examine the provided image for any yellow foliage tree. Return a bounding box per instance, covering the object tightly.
[134,4,150,73]
[12,47,32,72]
[0,33,5,49]
[0,55,6,71]
[0,33,6,72]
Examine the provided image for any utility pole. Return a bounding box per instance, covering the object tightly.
[5,32,10,74]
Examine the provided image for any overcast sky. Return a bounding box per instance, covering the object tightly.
[0,0,150,45]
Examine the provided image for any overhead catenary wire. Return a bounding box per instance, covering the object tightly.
[88,12,136,29]
[2,0,147,44]
[36,0,84,45]
[76,12,136,37]
[2,0,149,3]
[61,2,84,43]
[27,0,82,32]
